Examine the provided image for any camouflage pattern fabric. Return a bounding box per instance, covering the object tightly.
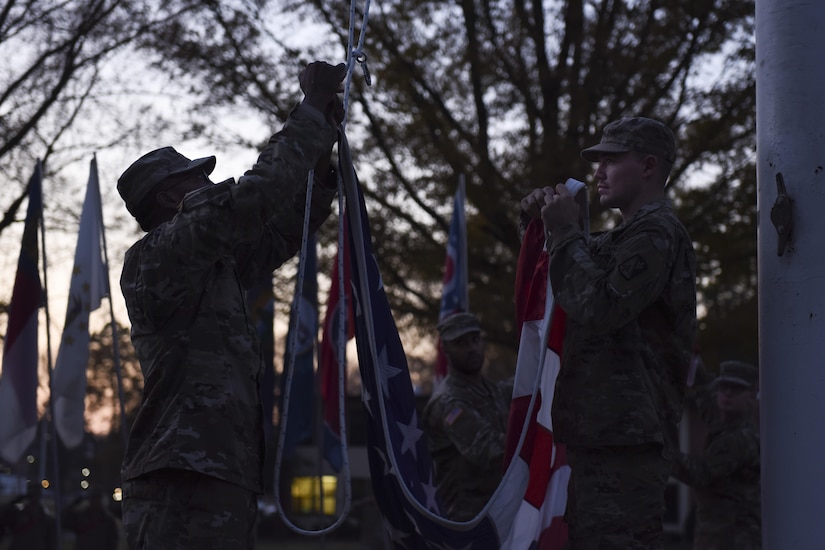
[120,103,337,497]
[566,444,672,550]
[121,469,257,549]
[421,370,511,520]
[547,199,697,454]
[672,417,761,549]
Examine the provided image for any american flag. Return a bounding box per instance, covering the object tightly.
[501,218,571,549]
[502,178,587,548]
[338,132,528,547]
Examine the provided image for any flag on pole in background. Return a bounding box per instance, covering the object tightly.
[435,179,469,383]
[318,230,353,472]
[53,157,109,448]
[281,236,318,458]
[0,161,44,464]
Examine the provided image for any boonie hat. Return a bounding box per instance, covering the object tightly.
[437,312,481,342]
[581,117,676,163]
[117,146,216,218]
[713,360,758,391]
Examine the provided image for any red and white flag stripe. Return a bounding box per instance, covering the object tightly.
[503,177,586,548]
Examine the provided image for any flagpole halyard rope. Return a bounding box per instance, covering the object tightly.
[273,0,372,534]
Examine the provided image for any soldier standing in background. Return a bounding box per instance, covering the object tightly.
[521,117,697,549]
[421,312,511,521]
[672,361,761,549]
[116,61,346,549]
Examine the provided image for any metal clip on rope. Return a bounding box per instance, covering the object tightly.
[353,50,372,86]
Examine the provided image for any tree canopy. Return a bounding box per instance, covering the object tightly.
[1,0,757,384]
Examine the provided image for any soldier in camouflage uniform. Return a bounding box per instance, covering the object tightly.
[421,312,512,521]
[672,361,761,550]
[521,117,697,549]
[116,61,347,549]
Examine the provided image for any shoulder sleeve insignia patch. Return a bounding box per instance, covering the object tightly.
[444,406,464,426]
[618,254,648,280]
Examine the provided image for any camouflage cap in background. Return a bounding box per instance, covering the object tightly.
[117,146,217,218]
[581,117,676,163]
[713,360,759,391]
[437,312,481,342]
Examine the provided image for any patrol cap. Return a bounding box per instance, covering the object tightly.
[581,117,676,163]
[713,360,758,391]
[437,312,481,342]
[117,146,216,218]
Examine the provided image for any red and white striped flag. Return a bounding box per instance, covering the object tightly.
[502,179,587,548]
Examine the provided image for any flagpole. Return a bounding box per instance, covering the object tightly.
[457,174,468,309]
[38,161,63,550]
[92,155,129,448]
[756,1,825,546]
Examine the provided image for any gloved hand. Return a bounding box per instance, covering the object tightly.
[300,61,347,126]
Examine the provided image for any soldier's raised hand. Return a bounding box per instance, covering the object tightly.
[300,61,347,126]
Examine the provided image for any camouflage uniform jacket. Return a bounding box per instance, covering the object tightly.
[120,105,337,493]
[548,199,697,452]
[421,370,511,520]
[672,415,761,549]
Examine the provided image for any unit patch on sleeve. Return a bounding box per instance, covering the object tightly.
[618,254,648,280]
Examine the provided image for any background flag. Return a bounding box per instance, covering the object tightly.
[318,230,353,472]
[338,132,527,546]
[280,236,318,458]
[53,157,108,448]
[0,161,44,463]
[435,179,469,383]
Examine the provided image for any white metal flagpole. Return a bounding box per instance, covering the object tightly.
[756,1,825,547]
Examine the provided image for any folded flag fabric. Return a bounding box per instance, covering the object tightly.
[502,178,588,549]
[337,130,532,547]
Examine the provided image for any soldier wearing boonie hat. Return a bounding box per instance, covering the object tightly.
[118,61,347,549]
[117,147,217,230]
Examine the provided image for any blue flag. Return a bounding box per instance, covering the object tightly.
[281,236,318,458]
